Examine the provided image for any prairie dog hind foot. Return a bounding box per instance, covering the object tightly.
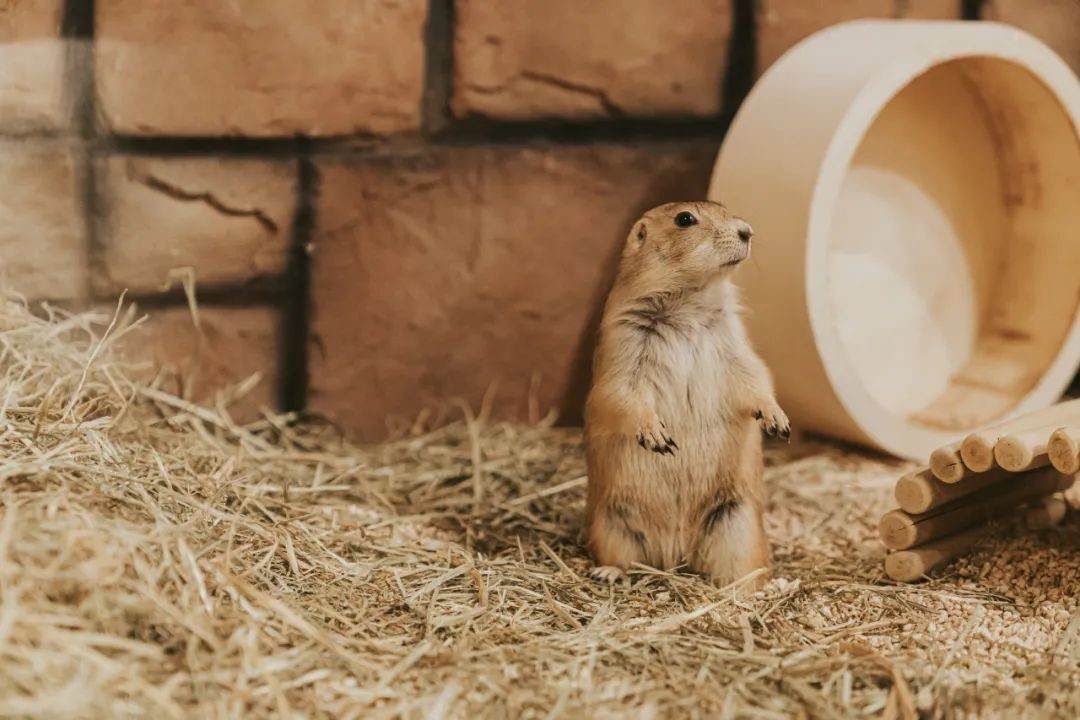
[589,565,629,584]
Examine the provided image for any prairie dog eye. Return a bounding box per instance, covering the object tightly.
[674,211,697,228]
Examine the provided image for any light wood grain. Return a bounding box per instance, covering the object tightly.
[879,467,1072,550]
[1048,427,1080,475]
[929,443,967,483]
[885,525,987,582]
[994,426,1054,472]
[894,466,1011,514]
[962,399,1080,473]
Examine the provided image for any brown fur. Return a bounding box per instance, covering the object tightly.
[584,201,788,589]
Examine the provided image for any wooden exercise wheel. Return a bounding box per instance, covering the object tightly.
[710,21,1080,460]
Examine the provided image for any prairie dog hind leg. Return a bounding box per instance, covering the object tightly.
[689,499,770,590]
[586,501,647,582]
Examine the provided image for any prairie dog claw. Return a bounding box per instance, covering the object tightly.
[637,420,678,454]
[755,405,790,441]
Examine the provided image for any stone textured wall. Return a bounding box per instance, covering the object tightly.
[95,156,298,294]
[96,0,429,137]
[0,1,1074,436]
[310,144,716,437]
[452,1,735,120]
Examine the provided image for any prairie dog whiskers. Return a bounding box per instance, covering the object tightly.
[584,201,787,590]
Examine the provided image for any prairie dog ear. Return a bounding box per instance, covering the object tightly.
[625,221,647,254]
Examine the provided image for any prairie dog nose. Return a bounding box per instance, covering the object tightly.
[736,221,753,243]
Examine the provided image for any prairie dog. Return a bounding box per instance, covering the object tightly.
[584,201,787,589]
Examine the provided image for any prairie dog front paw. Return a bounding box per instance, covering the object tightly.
[754,403,790,441]
[636,412,678,454]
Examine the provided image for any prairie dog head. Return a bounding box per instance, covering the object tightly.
[619,201,754,290]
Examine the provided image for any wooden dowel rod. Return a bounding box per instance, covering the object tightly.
[1048,427,1080,475]
[894,466,1012,514]
[878,467,1072,550]
[885,525,988,582]
[961,399,1080,474]
[994,426,1055,472]
[929,442,967,483]
[961,430,997,473]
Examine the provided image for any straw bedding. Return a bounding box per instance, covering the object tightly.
[0,295,1076,719]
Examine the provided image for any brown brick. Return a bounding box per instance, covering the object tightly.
[96,156,296,295]
[757,1,960,75]
[0,141,85,300]
[310,143,717,440]
[95,0,428,137]
[118,305,280,421]
[452,1,733,120]
[985,1,1080,74]
[0,1,68,133]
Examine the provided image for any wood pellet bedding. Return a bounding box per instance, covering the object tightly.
[0,297,1076,718]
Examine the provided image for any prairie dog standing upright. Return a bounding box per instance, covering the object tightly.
[585,201,787,588]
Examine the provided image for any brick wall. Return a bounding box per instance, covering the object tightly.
[0,1,1075,436]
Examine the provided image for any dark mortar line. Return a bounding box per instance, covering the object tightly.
[100,135,341,158]
[100,119,733,156]
[421,0,454,136]
[723,0,757,116]
[60,0,93,41]
[61,0,97,304]
[81,155,105,303]
[91,124,732,167]
[962,0,985,20]
[280,145,317,414]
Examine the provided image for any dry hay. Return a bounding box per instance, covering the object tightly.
[0,294,1076,720]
